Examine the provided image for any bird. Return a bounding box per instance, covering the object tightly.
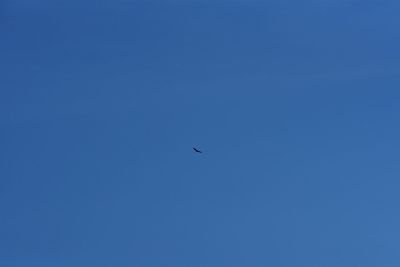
[193,147,202,153]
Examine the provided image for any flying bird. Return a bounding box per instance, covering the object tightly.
[193,147,202,153]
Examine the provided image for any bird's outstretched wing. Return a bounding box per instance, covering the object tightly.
[193,147,202,153]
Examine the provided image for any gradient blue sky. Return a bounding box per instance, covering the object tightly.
[1,1,400,266]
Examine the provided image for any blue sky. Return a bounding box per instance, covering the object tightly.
[1,1,400,266]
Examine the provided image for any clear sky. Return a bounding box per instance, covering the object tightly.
[1,1,400,266]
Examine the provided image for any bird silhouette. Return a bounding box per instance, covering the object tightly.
[193,147,202,153]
